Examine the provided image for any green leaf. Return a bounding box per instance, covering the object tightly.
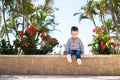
[88,44,93,46]
[73,12,80,16]
[79,13,89,22]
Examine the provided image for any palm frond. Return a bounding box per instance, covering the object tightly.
[79,13,89,23]
[73,13,80,16]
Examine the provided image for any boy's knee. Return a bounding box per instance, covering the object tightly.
[69,50,73,53]
[76,50,80,54]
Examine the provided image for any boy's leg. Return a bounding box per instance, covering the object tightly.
[75,50,82,65]
[67,50,73,63]
[75,50,81,59]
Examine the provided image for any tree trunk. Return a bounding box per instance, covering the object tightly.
[91,14,96,27]
[22,0,25,32]
[109,0,118,29]
[103,15,109,33]
[1,0,10,44]
[22,15,25,32]
[36,20,42,40]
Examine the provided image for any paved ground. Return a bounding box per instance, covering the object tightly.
[0,75,120,80]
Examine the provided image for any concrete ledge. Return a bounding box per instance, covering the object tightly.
[0,55,120,75]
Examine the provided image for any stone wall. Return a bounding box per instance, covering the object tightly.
[0,55,120,75]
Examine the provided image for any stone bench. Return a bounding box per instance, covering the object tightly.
[0,55,120,75]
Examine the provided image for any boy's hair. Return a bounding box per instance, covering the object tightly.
[71,26,78,31]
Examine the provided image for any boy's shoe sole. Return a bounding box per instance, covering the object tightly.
[77,59,82,65]
[67,54,72,63]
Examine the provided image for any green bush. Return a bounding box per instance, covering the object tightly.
[88,26,119,54]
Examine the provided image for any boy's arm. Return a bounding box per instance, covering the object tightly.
[79,39,84,55]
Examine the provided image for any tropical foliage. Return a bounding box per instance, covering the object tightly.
[0,0,59,55]
[88,26,119,54]
[74,0,120,54]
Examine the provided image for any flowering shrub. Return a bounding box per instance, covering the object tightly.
[39,34,58,54]
[0,39,15,55]
[13,26,59,55]
[88,26,119,54]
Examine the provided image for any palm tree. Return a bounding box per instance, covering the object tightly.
[75,0,120,41]
[74,0,98,27]
[0,0,57,41]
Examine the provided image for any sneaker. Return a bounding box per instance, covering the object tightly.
[67,54,72,63]
[77,59,82,65]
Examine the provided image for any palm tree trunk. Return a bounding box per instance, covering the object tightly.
[103,15,109,33]
[1,0,10,44]
[22,0,25,32]
[100,15,104,25]
[109,0,118,29]
[25,15,29,28]
[36,20,42,40]
[91,15,96,27]
[22,15,25,32]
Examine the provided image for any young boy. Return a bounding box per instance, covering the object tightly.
[64,26,84,65]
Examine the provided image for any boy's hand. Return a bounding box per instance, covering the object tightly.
[81,51,84,55]
[81,53,84,55]
[64,51,68,55]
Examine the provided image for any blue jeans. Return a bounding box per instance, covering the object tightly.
[69,50,81,59]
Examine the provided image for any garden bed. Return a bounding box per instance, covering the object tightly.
[0,55,120,75]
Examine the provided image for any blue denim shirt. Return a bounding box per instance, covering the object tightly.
[65,37,84,52]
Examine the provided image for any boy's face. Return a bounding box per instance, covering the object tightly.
[71,31,78,39]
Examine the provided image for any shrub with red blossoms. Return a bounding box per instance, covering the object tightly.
[39,34,59,54]
[88,26,112,54]
[14,26,59,55]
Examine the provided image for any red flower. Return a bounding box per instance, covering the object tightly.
[107,35,111,40]
[93,28,97,33]
[113,42,119,48]
[24,42,28,47]
[27,29,34,35]
[31,26,36,31]
[54,39,58,43]
[40,33,46,39]
[97,30,101,33]
[100,41,104,46]
[26,26,36,35]
[49,38,58,43]
[100,41,106,50]
[101,26,106,32]
[102,45,106,50]
[18,31,23,36]
[46,35,51,39]
[52,38,58,43]
[21,37,26,40]
[49,38,53,43]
